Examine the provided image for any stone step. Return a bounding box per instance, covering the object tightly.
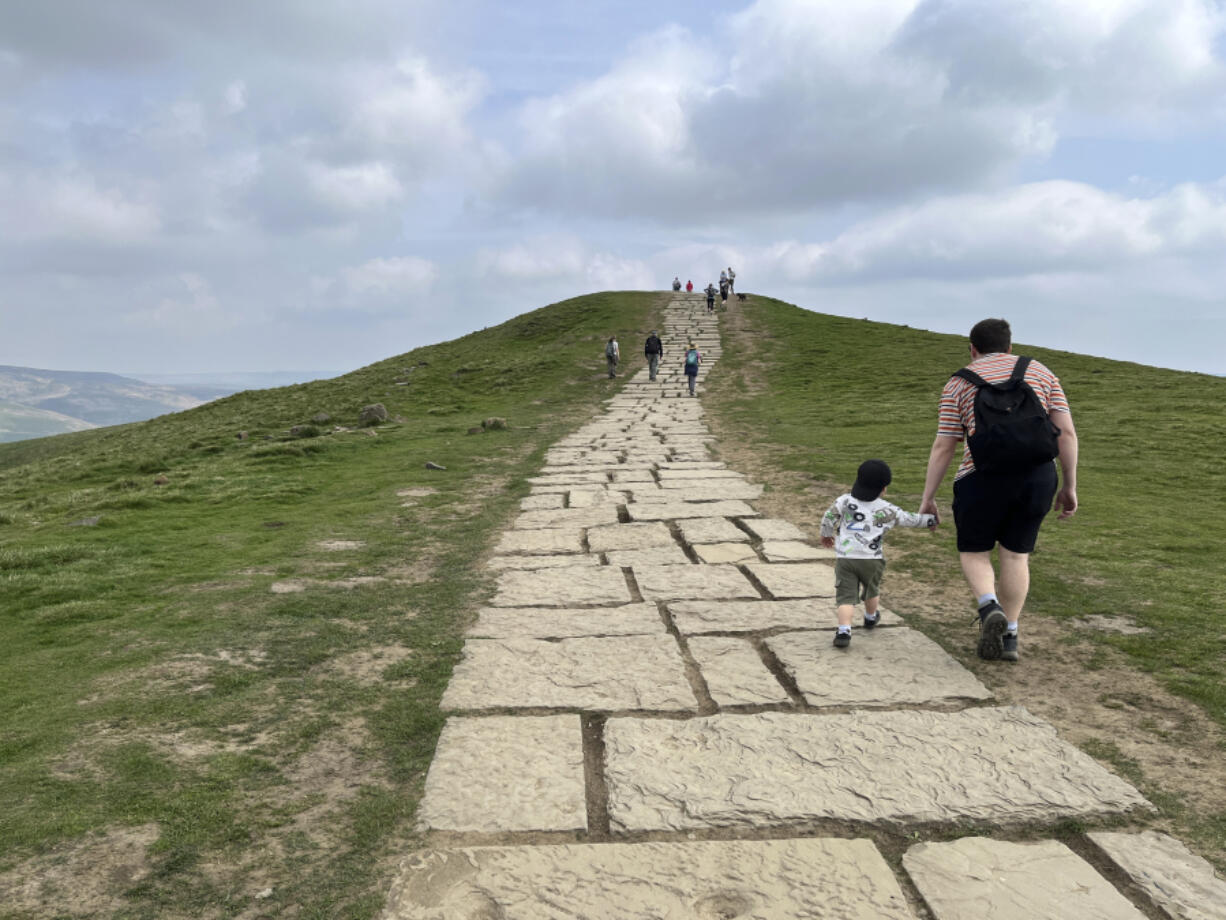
[383,838,916,919]
[603,707,1151,832]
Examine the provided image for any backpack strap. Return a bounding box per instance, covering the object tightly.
[1009,356,1032,381]
[951,368,988,388]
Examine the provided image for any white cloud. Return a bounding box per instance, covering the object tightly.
[758,179,1226,282]
[1,174,162,243]
[478,236,654,290]
[223,80,247,115]
[343,256,438,295]
[305,161,405,213]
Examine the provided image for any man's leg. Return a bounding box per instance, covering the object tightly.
[959,551,996,598]
[996,548,1030,624]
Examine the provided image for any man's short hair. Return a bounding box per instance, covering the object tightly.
[970,318,1012,354]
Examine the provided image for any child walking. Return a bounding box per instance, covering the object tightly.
[819,459,935,648]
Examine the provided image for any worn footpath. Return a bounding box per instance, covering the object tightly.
[381,295,1226,918]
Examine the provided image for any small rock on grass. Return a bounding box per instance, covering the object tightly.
[153,475,170,485]
[425,461,446,470]
[482,417,508,430]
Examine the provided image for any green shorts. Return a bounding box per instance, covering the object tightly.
[834,557,885,607]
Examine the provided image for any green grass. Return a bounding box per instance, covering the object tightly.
[706,294,1226,864]
[0,291,661,919]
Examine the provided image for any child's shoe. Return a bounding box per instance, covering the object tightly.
[833,631,851,649]
[863,612,881,630]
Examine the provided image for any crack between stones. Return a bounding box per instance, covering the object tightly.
[749,637,806,709]
[657,601,719,716]
[581,713,612,839]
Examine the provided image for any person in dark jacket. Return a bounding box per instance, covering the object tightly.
[644,331,664,381]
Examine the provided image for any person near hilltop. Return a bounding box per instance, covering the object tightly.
[720,269,728,287]
[727,266,736,294]
[919,317,1078,663]
[820,460,936,648]
[644,330,664,381]
[686,279,693,292]
[719,278,729,309]
[605,335,620,378]
[683,342,702,396]
[672,276,682,291]
[704,282,716,312]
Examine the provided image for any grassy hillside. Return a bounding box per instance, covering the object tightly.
[704,294,1226,864]
[0,292,661,919]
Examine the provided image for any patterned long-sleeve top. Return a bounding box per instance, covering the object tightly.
[819,494,935,559]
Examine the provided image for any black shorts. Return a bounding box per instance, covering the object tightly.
[952,463,1058,554]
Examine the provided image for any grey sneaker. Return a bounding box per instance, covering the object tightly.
[1001,632,1019,662]
[863,612,881,630]
[976,602,1007,660]
[833,631,851,649]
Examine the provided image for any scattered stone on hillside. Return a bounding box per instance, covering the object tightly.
[424,461,446,470]
[312,412,331,424]
[68,516,101,527]
[1088,830,1226,920]
[153,475,170,486]
[359,403,389,425]
[271,580,308,594]
[482,417,508,430]
[236,431,248,440]
[289,425,307,436]
[317,540,366,551]
[364,429,378,437]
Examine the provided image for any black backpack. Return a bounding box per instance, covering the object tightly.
[951,357,1061,474]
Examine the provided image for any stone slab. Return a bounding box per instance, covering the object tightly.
[694,542,760,564]
[604,707,1150,831]
[486,554,600,571]
[605,546,692,567]
[657,468,741,479]
[658,480,764,500]
[688,637,791,706]
[417,716,585,833]
[768,628,993,706]
[586,521,675,552]
[567,488,624,508]
[627,500,758,521]
[442,636,696,711]
[468,604,664,639]
[633,564,760,601]
[520,493,564,511]
[745,562,836,598]
[677,517,750,544]
[491,565,632,607]
[514,506,620,530]
[384,838,915,920]
[761,540,835,562]
[904,837,1146,920]
[528,471,609,485]
[1088,830,1226,920]
[495,529,583,555]
[670,598,903,633]
[742,518,808,541]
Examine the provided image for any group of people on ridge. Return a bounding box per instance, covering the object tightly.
[820,318,1077,663]
[673,267,736,314]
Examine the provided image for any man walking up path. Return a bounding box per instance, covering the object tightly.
[920,317,1078,663]
[643,329,663,381]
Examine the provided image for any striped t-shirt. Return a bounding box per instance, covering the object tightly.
[938,353,1069,480]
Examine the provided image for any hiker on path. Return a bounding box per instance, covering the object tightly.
[683,342,702,396]
[672,277,682,291]
[820,460,935,649]
[919,318,1078,663]
[644,330,664,381]
[686,279,693,292]
[719,279,729,308]
[727,266,735,293]
[605,336,620,378]
[704,283,716,312]
[720,269,728,287]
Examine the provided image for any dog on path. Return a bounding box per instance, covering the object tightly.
[736,293,748,301]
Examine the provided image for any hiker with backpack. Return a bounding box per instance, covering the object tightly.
[605,336,620,378]
[683,343,701,396]
[672,277,682,291]
[919,318,1079,663]
[644,330,663,381]
[704,283,716,312]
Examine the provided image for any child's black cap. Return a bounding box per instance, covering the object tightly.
[851,459,892,501]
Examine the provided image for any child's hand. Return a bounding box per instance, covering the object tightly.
[820,536,834,549]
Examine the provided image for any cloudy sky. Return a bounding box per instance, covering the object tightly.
[3,0,1225,379]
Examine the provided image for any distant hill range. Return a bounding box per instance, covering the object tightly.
[0,366,234,443]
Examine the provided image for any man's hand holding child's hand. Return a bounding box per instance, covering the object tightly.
[820,536,834,549]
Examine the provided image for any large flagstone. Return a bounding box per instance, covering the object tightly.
[442,636,696,711]
[632,564,760,601]
[490,565,632,607]
[383,838,916,919]
[745,562,836,598]
[668,598,902,633]
[603,707,1150,832]
[467,603,664,639]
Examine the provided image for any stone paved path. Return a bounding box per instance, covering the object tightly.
[383,294,1218,918]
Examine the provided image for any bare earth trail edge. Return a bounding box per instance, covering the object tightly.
[381,295,1226,919]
